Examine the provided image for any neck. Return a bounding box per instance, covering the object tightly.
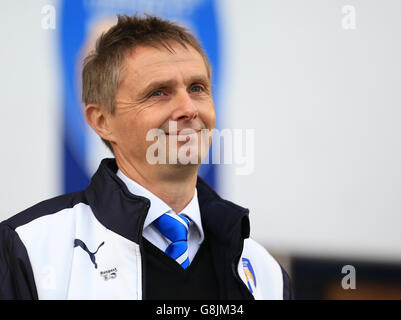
[115,156,199,213]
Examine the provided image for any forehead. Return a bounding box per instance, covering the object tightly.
[121,43,209,87]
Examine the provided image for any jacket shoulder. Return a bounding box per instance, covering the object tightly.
[1,190,87,230]
[0,191,89,300]
[240,238,293,300]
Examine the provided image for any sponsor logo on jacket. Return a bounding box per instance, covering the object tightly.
[100,268,118,281]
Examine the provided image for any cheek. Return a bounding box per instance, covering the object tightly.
[110,116,142,149]
[200,101,216,129]
[210,108,216,127]
[114,118,134,138]
[117,112,167,148]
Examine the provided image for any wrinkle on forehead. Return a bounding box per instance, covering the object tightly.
[120,43,208,87]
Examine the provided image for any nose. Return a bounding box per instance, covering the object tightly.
[170,91,199,122]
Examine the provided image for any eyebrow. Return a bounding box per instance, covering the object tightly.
[140,75,210,96]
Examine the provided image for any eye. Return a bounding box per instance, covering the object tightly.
[151,90,165,97]
[190,85,203,93]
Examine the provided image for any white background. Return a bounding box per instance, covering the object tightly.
[0,0,61,216]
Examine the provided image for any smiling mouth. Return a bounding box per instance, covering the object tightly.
[165,129,201,136]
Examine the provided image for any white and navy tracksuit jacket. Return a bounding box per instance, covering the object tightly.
[0,159,292,300]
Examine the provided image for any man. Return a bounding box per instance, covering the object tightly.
[0,15,292,300]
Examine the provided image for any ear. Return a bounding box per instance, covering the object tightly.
[84,104,115,143]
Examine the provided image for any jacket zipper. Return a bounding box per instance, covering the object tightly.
[137,200,151,300]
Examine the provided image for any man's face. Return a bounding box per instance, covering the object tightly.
[108,42,216,177]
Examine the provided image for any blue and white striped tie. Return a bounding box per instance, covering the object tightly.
[153,212,190,269]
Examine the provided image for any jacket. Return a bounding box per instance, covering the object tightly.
[0,158,292,300]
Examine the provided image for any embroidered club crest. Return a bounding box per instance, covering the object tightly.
[242,258,257,294]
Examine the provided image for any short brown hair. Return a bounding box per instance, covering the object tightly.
[82,14,212,152]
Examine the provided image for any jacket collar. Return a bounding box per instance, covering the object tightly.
[85,158,250,245]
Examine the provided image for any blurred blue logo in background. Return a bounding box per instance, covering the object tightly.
[59,0,221,193]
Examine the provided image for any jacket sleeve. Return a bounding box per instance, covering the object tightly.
[0,223,38,300]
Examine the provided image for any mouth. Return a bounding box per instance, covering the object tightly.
[165,129,201,136]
